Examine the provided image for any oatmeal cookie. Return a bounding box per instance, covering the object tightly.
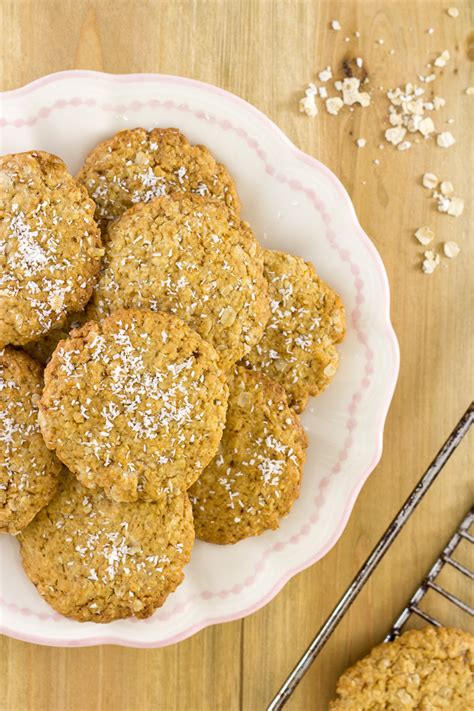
[23,311,87,365]
[0,151,103,347]
[87,194,269,370]
[77,127,240,231]
[0,347,62,534]
[19,471,194,622]
[39,309,228,502]
[189,365,307,544]
[330,627,474,710]
[242,250,345,412]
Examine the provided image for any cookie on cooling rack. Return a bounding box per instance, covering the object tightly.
[19,471,194,622]
[241,249,345,412]
[0,151,103,347]
[0,347,62,534]
[77,126,240,231]
[87,194,270,370]
[189,365,307,544]
[330,626,474,710]
[38,309,228,502]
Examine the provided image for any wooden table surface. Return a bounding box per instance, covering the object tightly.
[1,1,473,709]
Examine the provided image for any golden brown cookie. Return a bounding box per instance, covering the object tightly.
[23,311,87,365]
[330,627,474,710]
[0,347,62,534]
[77,127,240,232]
[242,250,345,412]
[0,151,103,347]
[87,194,270,371]
[189,365,307,544]
[19,471,195,622]
[39,309,229,502]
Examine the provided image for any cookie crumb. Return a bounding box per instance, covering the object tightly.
[414,226,434,245]
[356,138,366,148]
[465,87,474,95]
[355,57,363,68]
[447,7,459,17]
[331,20,341,31]
[443,241,460,258]
[437,131,455,148]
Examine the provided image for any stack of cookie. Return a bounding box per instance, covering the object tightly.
[0,128,345,622]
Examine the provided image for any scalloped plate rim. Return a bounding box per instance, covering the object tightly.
[0,71,399,648]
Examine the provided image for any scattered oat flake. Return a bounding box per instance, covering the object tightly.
[331,20,341,31]
[443,241,460,258]
[415,226,434,245]
[299,94,317,117]
[434,50,450,68]
[418,117,435,136]
[356,138,366,148]
[340,77,371,107]
[440,181,454,196]
[325,97,343,115]
[447,7,459,17]
[398,140,412,151]
[447,197,464,216]
[385,126,406,146]
[422,251,440,274]
[437,131,455,148]
[318,67,332,82]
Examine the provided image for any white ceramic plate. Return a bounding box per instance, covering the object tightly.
[0,71,399,647]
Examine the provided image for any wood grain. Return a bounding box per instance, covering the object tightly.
[0,1,473,709]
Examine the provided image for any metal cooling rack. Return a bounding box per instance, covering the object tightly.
[268,403,474,710]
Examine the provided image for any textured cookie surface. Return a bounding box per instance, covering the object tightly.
[0,347,62,534]
[0,151,103,347]
[77,127,240,231]
[88,194,269,370]
[23,311,87,365]
[330,627,474,710]
[39,309,228,502]
[19,472,195,622]
[242,250,345,412]
[189,365,307,544]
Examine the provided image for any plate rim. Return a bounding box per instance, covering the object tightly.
[0,70,400,647]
